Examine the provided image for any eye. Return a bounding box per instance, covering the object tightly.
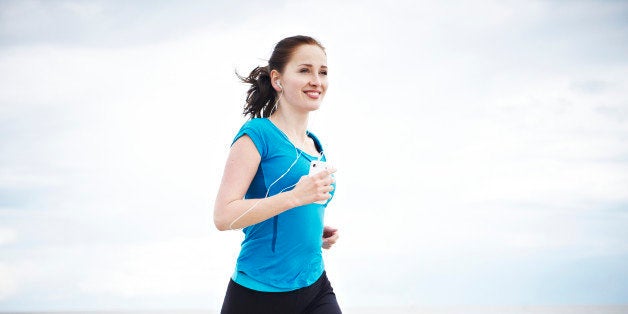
[299,68,309,73]
[320,70,328,76]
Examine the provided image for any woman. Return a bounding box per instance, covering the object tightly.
[213,35,342,314]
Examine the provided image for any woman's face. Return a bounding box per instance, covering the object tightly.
[278,44,328,112]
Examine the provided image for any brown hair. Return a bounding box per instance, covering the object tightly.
[238,35,325,119]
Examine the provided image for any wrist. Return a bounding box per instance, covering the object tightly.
[284,190,302,208]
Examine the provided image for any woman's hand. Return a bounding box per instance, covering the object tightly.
[322,226,339,249]
[290,167,336,206]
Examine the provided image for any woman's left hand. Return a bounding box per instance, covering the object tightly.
[322,226,339,250]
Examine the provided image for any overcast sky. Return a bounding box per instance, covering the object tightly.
[1,0,627,311]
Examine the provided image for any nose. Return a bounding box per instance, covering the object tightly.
[310,74,321,86]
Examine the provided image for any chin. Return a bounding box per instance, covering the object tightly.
[306,103,322,112]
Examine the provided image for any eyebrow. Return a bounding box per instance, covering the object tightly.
[298,64,328,68]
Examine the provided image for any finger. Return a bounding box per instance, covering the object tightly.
[314,169,333,179]
[323,233,339,243]
[318,189,331,198]
[328,233,339,242]
[323,227,338,237]
[322,239,334,248]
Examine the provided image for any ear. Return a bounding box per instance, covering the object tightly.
[270,69,282,92]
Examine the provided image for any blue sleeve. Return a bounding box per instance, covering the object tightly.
[232,119,268,158]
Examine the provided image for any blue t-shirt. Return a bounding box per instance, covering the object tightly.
[230,118,336,292]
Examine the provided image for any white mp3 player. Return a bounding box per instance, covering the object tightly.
[308,160,332,205]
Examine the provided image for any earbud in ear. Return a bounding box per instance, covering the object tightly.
[277,80,282,89]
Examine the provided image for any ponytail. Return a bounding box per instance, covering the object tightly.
[238,66,278,119]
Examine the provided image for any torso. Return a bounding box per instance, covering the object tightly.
[229,117,334,292]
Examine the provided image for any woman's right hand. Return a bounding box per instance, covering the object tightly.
[290,167,336,206]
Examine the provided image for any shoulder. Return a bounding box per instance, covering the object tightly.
[233,118,273,157]
[235,118,272,138]
[242,117,271,130]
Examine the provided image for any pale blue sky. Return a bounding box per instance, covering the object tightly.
[1,0,627,311]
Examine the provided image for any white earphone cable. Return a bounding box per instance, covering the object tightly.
[229,145,301,230]
[229,89,307,230]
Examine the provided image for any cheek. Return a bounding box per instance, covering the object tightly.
[284,80,302,91]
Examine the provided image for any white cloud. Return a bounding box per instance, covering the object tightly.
[77,236,239,303]
[0,263,17,301]
[0,228,17,246]
[1,0,628,310]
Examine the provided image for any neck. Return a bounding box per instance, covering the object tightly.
[269,110,309,144]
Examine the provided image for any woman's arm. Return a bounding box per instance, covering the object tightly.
[213,135,335,231]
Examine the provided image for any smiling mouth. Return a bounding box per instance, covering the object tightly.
[305,91,321,99]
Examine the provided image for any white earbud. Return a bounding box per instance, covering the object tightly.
[277,80,282,89]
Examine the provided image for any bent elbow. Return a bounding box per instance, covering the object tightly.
[214,220,229,231]
[213,207,230,231]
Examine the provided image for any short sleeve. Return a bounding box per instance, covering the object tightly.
[232,119,268,158]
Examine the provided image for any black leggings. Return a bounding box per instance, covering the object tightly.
[220,271,342,314]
